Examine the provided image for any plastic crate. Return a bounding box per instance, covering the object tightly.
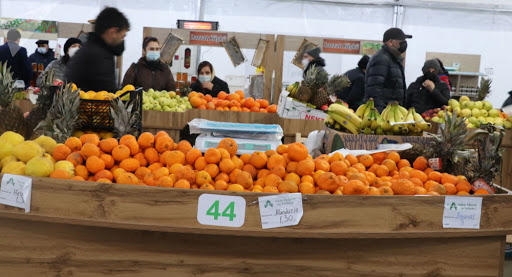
[77,88,143,133]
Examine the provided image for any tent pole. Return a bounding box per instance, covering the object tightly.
[194,0,204,73]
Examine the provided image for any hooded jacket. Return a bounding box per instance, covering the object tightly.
[405,75,450,114]
[122,57,176,91]
[0,42,31,87]
[364,45,406,111]
[303,57,326,79]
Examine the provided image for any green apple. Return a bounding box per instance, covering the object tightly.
[473,101,484,110]
[479,110,488,117]
[468,117,480,126]
[504,120,512,129]
[448,98,460,108]
[477,116,486,123]
[471,108,480,117]
[494,118,504,127]
[460,108,472,118]
[488,108,500,117]
[452,106,461,116]
[482,100,493,111]
[459,95,470,103]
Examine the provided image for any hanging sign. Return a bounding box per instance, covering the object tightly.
[189,31,228,46]
[322,39,360,54]
[0,18,57,33]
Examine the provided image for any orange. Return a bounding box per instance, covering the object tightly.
[444,183,457,195]
[316,172,338,193]
[112,144,131,162]
[358,154,374,168]
[455,180,472,193]
[296,158,315,176]
[314,158,331,172]
[286,161,298,173]
[276,144,288,155]
[155,135,174,153]
[284,172,301,185]
[194,156,207,170]
[381,159,397,172]
[80,142,100,158]
[278,180,299,193]
[153,167,170,180]
[242,163,257,179]
[379,186,394,195]
[214,180,229,190]
[204,163,219,179]
[176,140,193,154]
[52,144,72,161]
[330,160,348,175]
[391,179,415,195]
[99,138,118,153]
[217,138,238,157]
[414,186,428,195]
[120,134,140,155]
[410,169,428,183]
[236,171,253,189]
[143,147,160,164]
[100,153,115,169]
[428,182,447,195]
[412,156,428,171]
[157,175,174,188]
[175,166,195,184]
[269,165,286,179]
[65,136,82,152]
[268,154,287,170]
[428,171,443,183]
[219,158,236,174]
[263,185,279,193]
[441,173,458,185]
[80,133,100,146]
[174,179,191,189]
[185,148,202,165]
[94,169,114,182]
[249,151,268,169]
[135,167,151,180]
[85,156,105,174]
[287,142,309,162]
[370,152,386,165]
[343,180,369,195]
[137,132,155,149]
[299,182,316,194]
[75,164,89,179]
[351,163,366,173]
[345,154,359,166]
[473,188,489,195]
[161,150,185,166]
[227,184,245,192]
[397,159,411,169]
[386,151,401,163]
[196,170,213,186]
[119,158,140,172]
[133,152,147,167]
[49,169,72,179]
[368,187,381,195]
[204,148,221,164]
[374,165,390,177]
[264,173,282,187]
[328,152,343,163]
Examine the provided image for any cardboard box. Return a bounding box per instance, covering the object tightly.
[277,91,327,120]
[323,127,436,153]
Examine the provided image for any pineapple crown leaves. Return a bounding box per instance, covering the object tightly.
[326,74,351,95]
[0,61,16,108]
[110,97,141,138]
[304,64,329,89]
[477,78,491,101]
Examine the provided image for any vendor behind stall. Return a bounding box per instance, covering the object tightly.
[190,61,229,97]
[121,36,175,91]
[36,38,82,87]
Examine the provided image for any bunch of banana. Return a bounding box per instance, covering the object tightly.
[325,103,362,134]
[355,98,375,119]
[286,82,300,97]
[380,102,432,135]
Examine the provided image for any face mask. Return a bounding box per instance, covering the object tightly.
[146,51,160,61]
[198,75,211,83]
[68,47,79,58]
[110,40,125,56]
[423,72,437,81]
[398,40,408,53]
[37,47,48,54]
[302,58,310,67]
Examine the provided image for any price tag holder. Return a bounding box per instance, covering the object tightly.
[258,193,303,229]
[0,174,32,213]
[442,196,482,229]
[197,194,246,227]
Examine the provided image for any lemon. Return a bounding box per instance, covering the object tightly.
[25,156,54,177]
[0,131,24,146]
[1,161,26,175]
[13,141,44,162]
[54,160,75,176]
[34,135,57,154]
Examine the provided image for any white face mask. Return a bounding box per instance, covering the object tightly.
[146,50,160,61]
[68,47,79,58]
[198,74,211,83]
[37,47,48,54]
[302,58,309,67]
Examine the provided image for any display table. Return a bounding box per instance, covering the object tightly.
[0,177,511,276]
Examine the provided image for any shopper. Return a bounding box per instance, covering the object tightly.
[302,46,326,78]
[190,61,229,97]
[502,91,512,108]
[365,27,412,111]
[435,58,452,92]
[405,59,450,114]
[0,29,31,88]
[66,7,130,92]
[36,38,82,87]
[338,55,370,110]
[121,36,176,91]
[28,40,55,70]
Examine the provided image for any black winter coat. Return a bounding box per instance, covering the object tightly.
[66,32,118,92]
[303,58,326,79]
[190,76,230,97]
[502,91,512,108]
[338,67,365,110]
[364,45,406,112]
[122,57,176,91]
[405,75,450,114]
[0,42,31,87]
[28,49,55,70]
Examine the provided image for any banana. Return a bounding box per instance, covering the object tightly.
[396,104,408,118]
[324,114,334,126]
[362,99,374,120]
[328,112,360,134]
[355,103,368,118]
[327,103,363,127]
[405,108,415,122]
[380,103,392,122]
[369,108,380,130]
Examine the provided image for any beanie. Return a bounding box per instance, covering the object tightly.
[422,59,441,74]
[357,55,370,69]
[64,37,82,55]
[306,47,321,59]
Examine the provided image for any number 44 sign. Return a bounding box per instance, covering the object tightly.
[197,194,246,227]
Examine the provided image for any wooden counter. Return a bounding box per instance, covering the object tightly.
[0,177,511,276]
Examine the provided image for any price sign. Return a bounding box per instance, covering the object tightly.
[443,196,482,229]
[197,194,246,227]
[258,193,303,229]
[0,174,32,213]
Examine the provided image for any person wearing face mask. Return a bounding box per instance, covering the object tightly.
[28,40,56,86]
[302,46,326,79]
[190,61,229,97]
[405,59,450,114]
[66,7,130,92]
[36,38,82,87]
[364,27,412,112]
[121,37,175,91]
[0,29,31,88]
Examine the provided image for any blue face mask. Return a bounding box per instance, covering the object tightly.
[198,75,211,83]
[146,51,160,61]
[37,47,48,54]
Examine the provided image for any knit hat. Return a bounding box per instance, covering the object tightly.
[64,38,82,55]
[357,55,370,69]
[422,59,441,74]
[306,47,321,59]
[36,40,49,45]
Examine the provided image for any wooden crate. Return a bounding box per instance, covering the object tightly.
[0,176,510,276]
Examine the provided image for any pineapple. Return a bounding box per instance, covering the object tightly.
[0,61,27,135]
[326,74,351,96]
[477,78,491,101]
[303,65,328,89]
[34,83,81,143]
[110,96,141,138]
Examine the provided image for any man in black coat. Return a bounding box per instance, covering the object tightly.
[0,29,31,88]
[66,7,130,92]
[365,27,412,111]
[338,55,369,110]
[405,59,450,114]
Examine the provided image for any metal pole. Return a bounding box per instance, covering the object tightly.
[194,0,204,72]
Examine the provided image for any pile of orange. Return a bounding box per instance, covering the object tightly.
[188,90,277,113]
[48,132,486,196]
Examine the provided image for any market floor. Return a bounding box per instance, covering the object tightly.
[505,259,511,275]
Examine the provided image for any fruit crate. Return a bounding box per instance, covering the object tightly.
[77,88,143,133]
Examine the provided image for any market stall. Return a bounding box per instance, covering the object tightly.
[0,177,510,276]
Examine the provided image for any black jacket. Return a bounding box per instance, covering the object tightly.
[0,42,31,87]
[338,67,365,110]
[502,91,512,108]
[190,76,229,97]
[122,57,176,91]
[405,75,450,114]
[364,45,406,111]
[66,32,118,92]
[28,49,55,70]
[303,57,326,79]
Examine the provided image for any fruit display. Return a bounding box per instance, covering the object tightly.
[142,89,192,112]
[324,99,431,135]
[424,95,512,128]
[188,90,277,113]
[79,84,135,100]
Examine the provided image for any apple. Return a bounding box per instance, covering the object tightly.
[461,100,473,109]
[473,101,484,110]
[488,109,500,117]
[471,108,480,117]
[448,98,460,109]
[459,95,470,103]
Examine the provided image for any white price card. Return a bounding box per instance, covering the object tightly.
[197,194,246,227]
[443,196,482,229]
[0,174,32,213]
[258,193,303,229]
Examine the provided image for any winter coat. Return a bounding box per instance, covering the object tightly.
[303,57,326,79]
[28,49,55,70]
[338,67,365,110]
[66,32,118,92]
[405,75,450,114]
[190,76,230,97]
[36,58,66,87]
[0,42,31,87]
[438,74,452,92]
[122,57,176,91]
[364,45,406,112]
[502,91,512,108]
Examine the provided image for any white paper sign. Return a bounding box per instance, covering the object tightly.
[197,194,246,227]
[258,193,303,229]
[442,196,482,229]
[0,174,32,213]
